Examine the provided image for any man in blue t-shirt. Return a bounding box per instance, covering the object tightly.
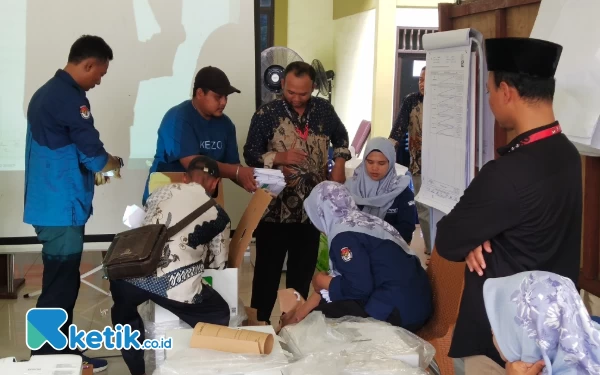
[143,66,256,203]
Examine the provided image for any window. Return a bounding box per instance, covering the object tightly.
[259,0,274,52]
[412,60,426,77]
[254,0,275,109]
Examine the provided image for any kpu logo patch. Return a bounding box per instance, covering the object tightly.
[340,247,353,262]
[80,105,91,119]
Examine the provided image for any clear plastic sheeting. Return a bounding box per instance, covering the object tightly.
[280,312,435,373]
[153,349,291,375]
[139,297,249,374]
[151,312,435,375]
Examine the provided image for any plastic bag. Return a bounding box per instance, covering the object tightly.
[152,349,290,375]
[280,312,435,372]
[149,311,434,374]
[316,234,330,272]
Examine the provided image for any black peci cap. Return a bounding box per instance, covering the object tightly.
[187,156,220,178]
[193,66,241,96]
[485,37,563,79]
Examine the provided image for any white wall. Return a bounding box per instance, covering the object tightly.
[0,0,255,237]
[333,10,376,143]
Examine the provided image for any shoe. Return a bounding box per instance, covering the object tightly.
[81,355,108,373]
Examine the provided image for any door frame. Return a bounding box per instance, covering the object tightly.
[393,27,437,124]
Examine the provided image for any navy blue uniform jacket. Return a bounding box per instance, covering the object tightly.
[357,188,416,244]
[328,231,432,330]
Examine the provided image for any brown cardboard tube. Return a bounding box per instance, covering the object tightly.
[189,323,274,355]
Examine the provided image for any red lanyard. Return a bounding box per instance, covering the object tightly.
[509,124,562,153]
[282,101,310,141]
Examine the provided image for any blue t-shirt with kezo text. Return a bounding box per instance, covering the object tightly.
[143,100,240,204]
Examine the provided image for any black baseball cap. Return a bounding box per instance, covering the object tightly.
[187,156,220,178]
[193,66,241,96]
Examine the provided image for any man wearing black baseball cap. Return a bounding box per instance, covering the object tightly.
[143,66,256,204]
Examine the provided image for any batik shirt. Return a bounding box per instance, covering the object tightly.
[389,92,423,176]
[126,183,230,304]
[243,97,351,224]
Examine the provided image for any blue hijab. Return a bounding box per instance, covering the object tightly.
[346,137,411,219]
[484,271,600,374]
[304,181,414,255]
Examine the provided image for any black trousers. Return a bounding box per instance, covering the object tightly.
[32,225,85,356]
[251,222,320,322]
[110,279,230,375]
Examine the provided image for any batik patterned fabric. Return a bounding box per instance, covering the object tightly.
[484,271,600,375]
[244,97,351,224]
[389,92,423,176]
[126,183,230,304]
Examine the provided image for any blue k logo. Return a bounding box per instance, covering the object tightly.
[26,308,68,350]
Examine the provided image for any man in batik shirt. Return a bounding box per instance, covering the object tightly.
[243,61,351,323]
[389,66,431,255]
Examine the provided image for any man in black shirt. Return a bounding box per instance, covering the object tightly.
[435,38,582,374]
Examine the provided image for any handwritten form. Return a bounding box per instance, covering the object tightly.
[417,47,471,214]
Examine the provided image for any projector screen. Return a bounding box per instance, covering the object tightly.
[0,0,256,237]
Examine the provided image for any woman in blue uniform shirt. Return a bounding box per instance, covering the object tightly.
[300,181,432,332]
[346,137,416,244]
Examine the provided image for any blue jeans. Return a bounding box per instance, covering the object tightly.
[32,225,85,356]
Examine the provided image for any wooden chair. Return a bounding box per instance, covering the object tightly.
[417,251,466,375]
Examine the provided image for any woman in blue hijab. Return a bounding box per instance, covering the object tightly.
[346,137,416,244]
[484,271,600,374]
[299,181,432,332]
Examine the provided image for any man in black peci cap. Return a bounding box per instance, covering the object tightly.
[143,66,257,204]
[435,38,582,373]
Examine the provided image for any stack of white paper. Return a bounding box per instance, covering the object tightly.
[417,29,493,215]
[255,168,286,196]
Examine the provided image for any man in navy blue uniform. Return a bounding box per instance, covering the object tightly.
[142,66,256,204]
[24,35,122,371]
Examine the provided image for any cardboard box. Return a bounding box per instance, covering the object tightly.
[228,188,272,268]
[202,268,239,316]
[82,363,93,375]
[0,355,84,374]
[189,323,274,355]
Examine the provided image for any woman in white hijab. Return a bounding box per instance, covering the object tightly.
[484,271,600,374]
[345,137,416,244]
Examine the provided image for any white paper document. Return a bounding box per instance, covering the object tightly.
[123,204,145,229]
[417,46,471,214]
[254,168,286,196]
